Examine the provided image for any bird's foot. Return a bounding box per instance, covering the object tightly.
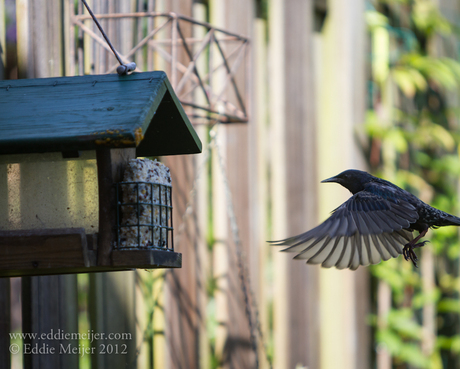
[403,240,430,268]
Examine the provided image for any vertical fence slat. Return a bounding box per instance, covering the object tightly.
[269,0,319,368]
[16,0,31,78]
[316,1,368,369]
[89,271,137,369]
[22,276,79,369]
[208,1,230,367]
[0,0,5,80]
[0,279,10,369]
[377,281,392,369]
[63,0,72,76]
[163,154,199,369]
[0,5,9,366]
[252,17,270,369]
[152,269,167,368]
[193,3,212,369]
[161,3,199,368]
[223,0,255,367]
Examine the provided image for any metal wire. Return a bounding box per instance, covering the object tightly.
[80,0,123,65]
[116,182,173,250]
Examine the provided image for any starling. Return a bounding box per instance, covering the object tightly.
[269,169,460,270]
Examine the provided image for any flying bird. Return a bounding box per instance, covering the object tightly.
[269,169,460,270]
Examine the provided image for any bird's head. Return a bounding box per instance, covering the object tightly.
[321,169,375,194]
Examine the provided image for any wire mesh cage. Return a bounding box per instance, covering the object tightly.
[116,181,173,250]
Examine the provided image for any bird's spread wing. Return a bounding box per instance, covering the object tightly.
[269,191,419,270]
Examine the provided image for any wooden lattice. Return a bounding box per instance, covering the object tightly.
[70,11,250,123]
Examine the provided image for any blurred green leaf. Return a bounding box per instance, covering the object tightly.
[414,151,431,167]
[412,0,452,36]
[392,67,427,97]
[398,170,434,202]
[441,58,460,80]
[372,263,406,291]
[431,155,460,176]
[438,298,460,313]
[403,54,459,89]
[447,242,460,260]
[387,309,423,339]
[376,329,403,354]
[392,68,417,97]
[412,288,441,309]
[365,110,389,137]
[451,336,460,354]
[438,274,457,291]
[365,10,389,29]
[436,335,454,350]
[414,122,456,151]
[384,129,408,153]
[398,342,430,368]
[373,26,390,83]
[437,335,460,354]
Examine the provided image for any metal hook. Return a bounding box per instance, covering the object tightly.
[116,62,137,76]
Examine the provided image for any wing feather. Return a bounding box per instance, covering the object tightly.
[336,237,352,269]
[379,232,400,257]
[371,212,397,232]
[372,234,392,261]
[349,235,361,270]
[361,211,384,234]
[352,212,371,234]
[307,238,336,264]
[321,237,343,268]
[269,189,419,270]
[368,235,383,264]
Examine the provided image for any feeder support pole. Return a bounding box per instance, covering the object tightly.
[96,148,136,265]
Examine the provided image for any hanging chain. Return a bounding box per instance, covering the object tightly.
[210,125,272,369]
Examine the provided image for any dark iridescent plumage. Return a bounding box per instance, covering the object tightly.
[269,169,460,270]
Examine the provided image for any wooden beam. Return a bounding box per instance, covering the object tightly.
[0,228,91,270]
[112,249,182,268]
[0,226,180,277]
[96,148,136,266]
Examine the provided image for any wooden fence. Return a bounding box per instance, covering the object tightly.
[0,0,372,368]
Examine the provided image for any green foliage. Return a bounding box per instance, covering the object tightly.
[366,1,460,368]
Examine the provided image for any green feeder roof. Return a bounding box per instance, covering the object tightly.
[0,71,202,156]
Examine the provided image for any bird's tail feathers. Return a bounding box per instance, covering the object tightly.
[440,213,460,227]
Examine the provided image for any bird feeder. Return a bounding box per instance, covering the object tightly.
[0,71,202,277]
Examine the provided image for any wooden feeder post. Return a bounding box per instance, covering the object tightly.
[96,147,136,266]
[0,71,202,277]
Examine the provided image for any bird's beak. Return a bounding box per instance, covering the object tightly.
[321,176,340,184]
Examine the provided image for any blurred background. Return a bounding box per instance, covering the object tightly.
[3,0,460,368]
